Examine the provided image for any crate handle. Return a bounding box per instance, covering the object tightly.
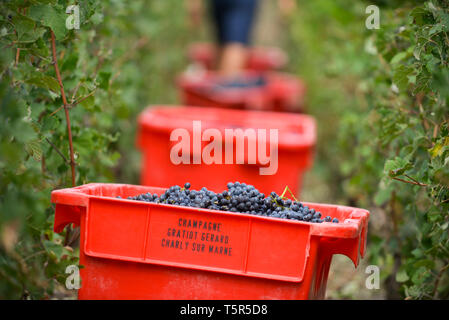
[51,184,95,233]
[310,208,370,267]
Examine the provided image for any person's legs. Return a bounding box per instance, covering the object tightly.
[210,0,259,76]
[218,43,248,76]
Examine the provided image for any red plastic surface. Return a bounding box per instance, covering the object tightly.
[187,42,288,72]
[52,183,370,300]
[177,71,307,113]
[136,106,316,196]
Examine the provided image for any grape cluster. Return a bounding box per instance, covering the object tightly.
[119,182,339,224]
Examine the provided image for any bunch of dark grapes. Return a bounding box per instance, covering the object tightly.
[119,182,339,224]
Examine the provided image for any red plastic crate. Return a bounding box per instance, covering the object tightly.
[51,183,369,300]
[187,42,288,72]
[136,106,316,197]
[177,71,306,113]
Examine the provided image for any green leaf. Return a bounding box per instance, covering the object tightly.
[424,54,439,73]
[29,37,50,58]
[409,7,429,26]
[61,53,78,73]
[43,239,63,260]
[393,65,414,91]
[11,13,45,43]
[384,157,413,177]
[411,248,423,258]
[391,52,408,65]
[79,94,95,111]
[12,13,34,37]
[435,11,449,32]
[26,75,60,93]
[411,266,430,285]
[429,138,448,158]
[414,259,435,269]
[29,4,68,40]
[428,24,444,36]
[25,139,42,161]
[396,268,409,283]
[97,71,111,90]
[414,71,432,94]
[41,115,60,132]
[89,12,103,25]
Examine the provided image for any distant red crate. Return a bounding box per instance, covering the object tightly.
[52,183,369,300]
[136,106,316,197]
[177,71,306,113]
[188,42,288,72]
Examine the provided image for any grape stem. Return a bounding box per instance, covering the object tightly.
[280,185,299,202]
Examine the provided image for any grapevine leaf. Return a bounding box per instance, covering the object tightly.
[29,4,67,40]
[97,71,111,90]
[26,74,60,93]
[391,52,408,65]
[25,139,42,161]
[429,138,449,158]
[43,239,63,260]
[384,157,413,177]
[393,65,414,91]
[11,13,44,43]
[409,7,429,26]
[396,268,409,283]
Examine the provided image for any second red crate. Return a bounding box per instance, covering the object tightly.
[136,106,316,196]
[177,71,307,113]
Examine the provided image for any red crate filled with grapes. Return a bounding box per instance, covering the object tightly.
[52,182,369,299]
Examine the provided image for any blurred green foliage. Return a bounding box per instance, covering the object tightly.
[0,0,201,299]
[287,0,449,299]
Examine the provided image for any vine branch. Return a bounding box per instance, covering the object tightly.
[433,262,449,299]
[49,89,96,117]
[392,175,428,187]
[45,137,69,164]
[50,30,76,187]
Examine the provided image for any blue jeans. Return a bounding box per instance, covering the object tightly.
[210,0,259,46]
